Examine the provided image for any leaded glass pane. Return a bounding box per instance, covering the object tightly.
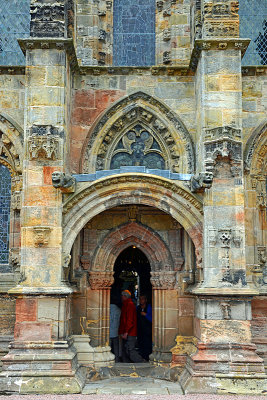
[239,0,267,65]
[0,0,30,66]
[0,164,11,264]
[113,0,155,66]
[110,125,165,169]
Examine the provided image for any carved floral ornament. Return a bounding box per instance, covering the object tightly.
[88,271,114,289]
[82,92,195,174]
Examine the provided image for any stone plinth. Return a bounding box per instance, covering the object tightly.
[72,334,114,368]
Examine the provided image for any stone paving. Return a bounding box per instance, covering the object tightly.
[83,376,183,395]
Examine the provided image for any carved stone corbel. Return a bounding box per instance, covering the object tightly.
[52,171,76,193]
[190,172,213,193]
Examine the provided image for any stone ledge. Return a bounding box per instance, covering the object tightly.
[191,287,259,296]
[8,285,73,295]
[190,38,251,71]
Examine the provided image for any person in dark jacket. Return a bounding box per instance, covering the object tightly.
[137,295,152,360]
[119,290,144,363]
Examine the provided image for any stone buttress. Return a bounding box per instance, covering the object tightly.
[0,0,85,394]
[180,0,267,394]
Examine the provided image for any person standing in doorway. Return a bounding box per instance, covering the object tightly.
[137,294,152,361]
[119,290,145,363]
[110,295,121,362]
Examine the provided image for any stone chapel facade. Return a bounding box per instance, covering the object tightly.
[0,0,266,394]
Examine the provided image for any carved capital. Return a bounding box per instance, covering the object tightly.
[33,226,51,247]
[89,271,114,289]
[52,171,76,193]
[28,136,61,160]
[151,270,177,289]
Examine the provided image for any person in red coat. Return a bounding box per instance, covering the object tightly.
[119,290,145,363]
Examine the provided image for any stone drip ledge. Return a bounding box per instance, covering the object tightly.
[74,167,192,183]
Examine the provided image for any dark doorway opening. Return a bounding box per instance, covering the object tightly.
[110,246,152,362]
[111,246,152,304]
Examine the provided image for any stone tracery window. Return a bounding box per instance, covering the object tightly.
[113,0,155,66]
[110,124,165,170]
[0,164,11,264]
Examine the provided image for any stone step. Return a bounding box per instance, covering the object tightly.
[82,376,184,395]
[86,363,182,382]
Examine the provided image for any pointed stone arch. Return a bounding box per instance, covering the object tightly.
[91,221,175,273]
[81,91,195,174]
[0,113,23,176]
[63,174,203,267]
[244,119,267,175]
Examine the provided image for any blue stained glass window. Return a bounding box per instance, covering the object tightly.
[0,0,30,66]
[113,0,155,66]
[239,0,267,65]
[0,164,11,264]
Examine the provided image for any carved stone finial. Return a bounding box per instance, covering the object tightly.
[52,171,76,193]
[190,172,213,193]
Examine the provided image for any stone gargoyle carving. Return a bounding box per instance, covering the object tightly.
[52,171,76,193]
[190,171,213,193]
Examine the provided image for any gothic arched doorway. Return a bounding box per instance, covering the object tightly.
[111,246,152,303]
[110,246,152,362]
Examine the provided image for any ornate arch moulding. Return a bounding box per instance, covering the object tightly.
[62,173,203,258]
[244,119,267,175]
[89,221,180,290]
[81,91,195,175]
[0,113,23,175]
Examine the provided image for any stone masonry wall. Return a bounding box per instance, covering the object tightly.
[70,70,196,173]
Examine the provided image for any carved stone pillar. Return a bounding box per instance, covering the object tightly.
[181,1,267,394]
[150,268,179,365]
[86,271,115,366]
[0,1,85,394]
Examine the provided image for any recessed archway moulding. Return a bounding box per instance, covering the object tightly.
[91,221,180,290]
[81,91,195,174]
[62,174,203,264]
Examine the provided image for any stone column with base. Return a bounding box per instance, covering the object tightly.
[150,268,179,365]
[180,0,267,394]
[86,271,115,367]
[0,1,85,394]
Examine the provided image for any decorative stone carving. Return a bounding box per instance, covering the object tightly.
[190,172,213,193]
[157,1,164,11]
[28,136,60,160]
[33,226,51,247]
[0,132,22,174]
[208,228,243,248]
[204,136,242,178]
[30,1,65,38]
[11,191,22,211]
[98,51,106,65]
[128,206,139,222]
[252,246,267,288]
[202,1,239,38]
[163,51,171,64]
[163,29,171,42]
[62,253,71,282]
[30,125,63,137]
[89,271,114,289]
[220,301,231,320]
[99,29,107,41]
[151,268,177,289]
[83,92,195,174]
[204,126,241,141]
[52,171,76,193]
[9,248,20,273]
